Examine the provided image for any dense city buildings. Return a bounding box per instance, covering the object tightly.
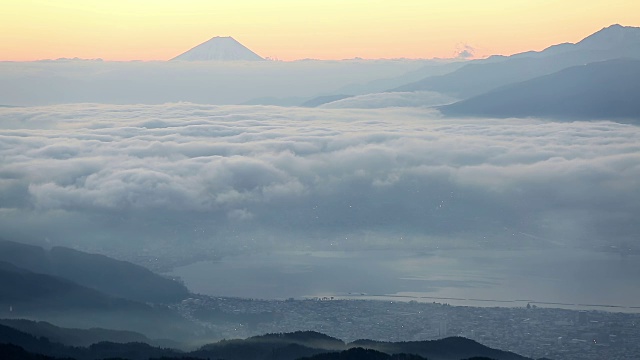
[175,297,640,360]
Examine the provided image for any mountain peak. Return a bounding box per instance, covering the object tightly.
[171,36,265,61]
[577,23,640,49]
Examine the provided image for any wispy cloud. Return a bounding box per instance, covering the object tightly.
[454,43,476,59]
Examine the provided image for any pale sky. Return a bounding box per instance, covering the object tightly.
[2,0,639,61]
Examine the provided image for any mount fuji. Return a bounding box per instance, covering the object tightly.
[171,36,265,61]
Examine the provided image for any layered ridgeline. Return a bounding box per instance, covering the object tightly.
[307,24,640,112]
[192,332,531,360]
[0,324,179,360]
[0,240,188,303]
[390,24,640,98]
[0,240,195,340]
[0,261,149,313]
[0,260,193,340]
[438,59,640,121]
[0,319,150,348]
[0,327,539,360]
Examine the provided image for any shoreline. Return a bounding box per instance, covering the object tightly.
[301,293,640,313]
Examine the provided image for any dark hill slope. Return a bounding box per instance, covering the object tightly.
[249,331,346,349]
[0,319,149,347]
[0,262,194,340]
[193,331,344,360]
[0,324,179,360]
[0,261,145,312]
[351,337,529,360]
[0,240,188,303]
[438,59,640,121]
[0,343,64,360]
[0,327,534,360]
[0,323,73,358]
[349,337,528,360]
[299,347,427,360]
[193,331,531,360]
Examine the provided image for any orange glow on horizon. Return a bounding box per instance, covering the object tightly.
[1,0,639,61]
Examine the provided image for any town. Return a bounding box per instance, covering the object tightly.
[175,296,640,360]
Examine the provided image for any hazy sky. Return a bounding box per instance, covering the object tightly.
[2,0,639,61]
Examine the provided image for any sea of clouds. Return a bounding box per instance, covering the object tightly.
[1,103,639,256]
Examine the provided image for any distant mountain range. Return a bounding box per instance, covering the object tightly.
[438,58,640,121]
[171,36,265,61]
[304,24,640,120]
[390,24,640,98]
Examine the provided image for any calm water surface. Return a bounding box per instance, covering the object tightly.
[170,248,640,311]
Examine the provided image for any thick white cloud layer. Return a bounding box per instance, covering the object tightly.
[1,103,639,254]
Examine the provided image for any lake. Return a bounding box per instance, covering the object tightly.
[170,248,640,312]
